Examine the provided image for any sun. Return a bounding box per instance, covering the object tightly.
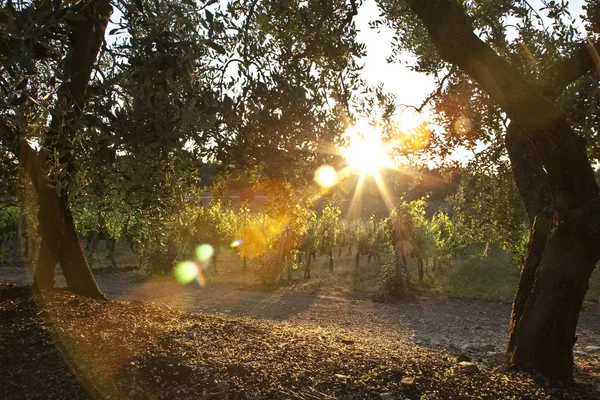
[341,122,393,173]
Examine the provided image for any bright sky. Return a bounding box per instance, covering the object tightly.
[354,0,435,113]
[351,0,590,167]
[356,0,434,111]
[354,0,589,111]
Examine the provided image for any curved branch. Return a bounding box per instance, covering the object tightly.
[404,0,598,215]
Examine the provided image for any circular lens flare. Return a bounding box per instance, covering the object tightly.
[314,165,338,188]
[195,244,214,261]
[174,261,199,284]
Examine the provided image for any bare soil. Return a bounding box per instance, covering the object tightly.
[2,263,600,399]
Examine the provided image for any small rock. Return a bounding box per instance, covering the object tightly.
[460,344,477,352]
[380,393,394,400]
[458,361,479,373]
[400,376,415,385]
[457,353,472,362]
[334,374,350,380]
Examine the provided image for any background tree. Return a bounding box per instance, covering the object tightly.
[317,203,341,273]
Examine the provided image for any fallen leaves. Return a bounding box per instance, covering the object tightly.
[0,283,599,399]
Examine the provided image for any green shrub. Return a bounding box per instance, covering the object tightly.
[143,242,178,275]
[377,261,411,300]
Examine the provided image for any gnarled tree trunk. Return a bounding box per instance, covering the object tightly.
[19,0,112,298]
[405,0,600,380]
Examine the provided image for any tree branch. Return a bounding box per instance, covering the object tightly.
[404,0,598,215]
[541,39,600,98]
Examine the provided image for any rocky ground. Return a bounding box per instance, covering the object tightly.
[2,264,600,399]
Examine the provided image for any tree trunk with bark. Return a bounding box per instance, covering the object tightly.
[19,1,112,298]
[328,249,334,273]
[106,238,117,269]
[405,0,600,380]
[304,250,311,280]
[417,259,424,282]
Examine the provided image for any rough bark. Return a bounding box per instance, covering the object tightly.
[18,0,111,298]
[21,142,105,298]
[502,35,600,373]
[405,0,600,380]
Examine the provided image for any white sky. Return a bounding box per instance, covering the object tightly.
[354,0,435,113]
[352,0,590,166]
[353,0,589,114]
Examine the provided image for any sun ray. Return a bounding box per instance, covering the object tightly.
[371,168,395,211]
[347,171,367,219]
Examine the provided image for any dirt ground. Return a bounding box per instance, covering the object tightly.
[0,266,600,399]
[3,263,600,355]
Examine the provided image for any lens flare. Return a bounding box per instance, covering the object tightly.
[196,270,207,287]
[174,261,199,284]
[195,244,214,261]
[231,239,242,248]
[520,43,537,67]
[586,39,600,73]
[314,165,338,188]
[235,225,267,259]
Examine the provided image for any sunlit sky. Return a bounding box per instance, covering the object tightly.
[354,0,589,110]
[105,0,590,169]
[354,0,435,113]
[350,0,589,168]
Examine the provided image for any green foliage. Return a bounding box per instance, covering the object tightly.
[298,210,319,255]
[317,204,341,255]
[395,197,433,260]
[143,241,179,276]
[194,200,237,249]
[428,210,465,265]
[0,206,18,245]
[378,261,409,298]
[448,165,528,260]
[72,203,99,239]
